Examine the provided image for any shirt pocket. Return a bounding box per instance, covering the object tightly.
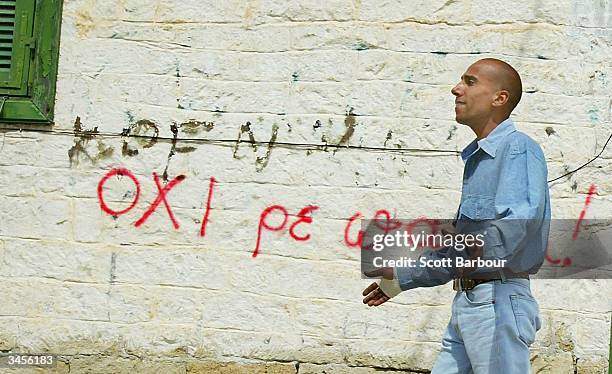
[509,140,526,158]
[459,195,497,220]
[510,294,541,346]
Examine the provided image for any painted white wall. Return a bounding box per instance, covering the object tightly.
[0,0,610,372]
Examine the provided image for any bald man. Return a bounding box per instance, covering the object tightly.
[362,58,550,373]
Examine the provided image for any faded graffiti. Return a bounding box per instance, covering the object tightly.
[232,121,279,172]
[68,116,114,166]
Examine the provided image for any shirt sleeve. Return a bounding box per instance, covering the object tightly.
[395,243,467,291]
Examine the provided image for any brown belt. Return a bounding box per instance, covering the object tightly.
[452,271,529,291]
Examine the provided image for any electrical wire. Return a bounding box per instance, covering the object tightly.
[0,125,609,183]
[547,131,611,183]
[0,126,462,155]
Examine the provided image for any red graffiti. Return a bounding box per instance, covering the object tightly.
[373,209,402,234]
[572,183,597,240]
[344,212,364,248]
[344,209,400,250]
[253,205,289,258]
[405,216,442,249]
[98,167,141,216]
[545,243,572,267]
[199,177,217,237]
[252,204,322,257]
[544,184,598,267]
[134,173,186,229]
[289,205,319,241]
[96,169,599,264]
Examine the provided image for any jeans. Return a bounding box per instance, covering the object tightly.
[431,279,541,374]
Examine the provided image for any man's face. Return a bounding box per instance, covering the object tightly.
[451,62,498,125]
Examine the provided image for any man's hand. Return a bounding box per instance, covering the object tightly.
[362,267,394,307]
[362,282,390,306]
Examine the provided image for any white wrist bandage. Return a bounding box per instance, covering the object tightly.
[378,275,402,298]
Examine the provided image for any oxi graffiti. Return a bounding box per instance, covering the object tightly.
[97,168,215,238]
[97,167,596,266]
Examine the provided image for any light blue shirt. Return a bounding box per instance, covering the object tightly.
[396,118,551,290]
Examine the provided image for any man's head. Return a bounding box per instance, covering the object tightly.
[451,58,522,127]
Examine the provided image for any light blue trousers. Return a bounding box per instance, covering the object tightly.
[431,279,541,374]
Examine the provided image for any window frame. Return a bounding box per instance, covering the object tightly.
[0,0,62,123]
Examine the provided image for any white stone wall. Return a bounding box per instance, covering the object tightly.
[0,0,611,372]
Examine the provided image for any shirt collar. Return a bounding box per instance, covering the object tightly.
[461,117,517,162]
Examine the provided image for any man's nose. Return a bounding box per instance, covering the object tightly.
[451,84,461,97]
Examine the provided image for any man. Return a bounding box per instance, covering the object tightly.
[362,58,550,373]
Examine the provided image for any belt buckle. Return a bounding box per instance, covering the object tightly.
[453,278,476,291]
[463,279,476,290]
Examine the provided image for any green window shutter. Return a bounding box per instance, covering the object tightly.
[0,0,62,123]
[0,0,35,96]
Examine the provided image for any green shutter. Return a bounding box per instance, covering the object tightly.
[0,0,62,123]
[0,0,35,96]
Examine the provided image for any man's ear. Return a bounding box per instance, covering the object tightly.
[492,90,510,108]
